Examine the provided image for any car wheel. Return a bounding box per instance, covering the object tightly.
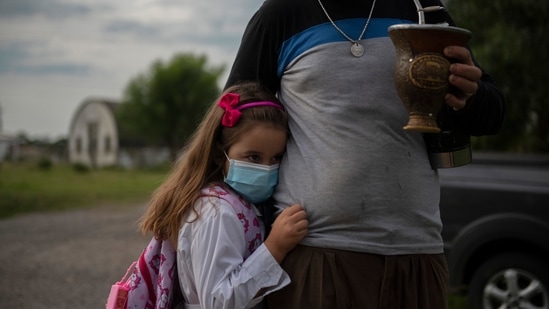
[468,252,549,309]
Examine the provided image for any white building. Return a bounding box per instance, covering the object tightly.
[68,98,170,169]
[0,134,18,162]
[0,104,19,162]
[68,98,119,168]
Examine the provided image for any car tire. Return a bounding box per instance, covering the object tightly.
[468,252,549,309]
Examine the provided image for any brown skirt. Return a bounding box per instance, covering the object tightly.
[266,245,449,309]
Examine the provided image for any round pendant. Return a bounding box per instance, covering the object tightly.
[351,42,364,57]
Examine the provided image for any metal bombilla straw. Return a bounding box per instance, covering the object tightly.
[412,0,447,25]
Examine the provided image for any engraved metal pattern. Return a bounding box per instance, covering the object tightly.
[408,53,450,92]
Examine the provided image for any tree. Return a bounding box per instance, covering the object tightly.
[117,53,224,160]
[447,0,549,152]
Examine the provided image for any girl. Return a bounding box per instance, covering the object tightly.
[138,82,308,309]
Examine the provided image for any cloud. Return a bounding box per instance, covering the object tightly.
[103,20,161,38]
[0,44,92,76]
[0,0,261,138]
[0,0,93,18]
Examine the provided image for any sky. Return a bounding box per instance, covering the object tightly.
[0,0,261,140]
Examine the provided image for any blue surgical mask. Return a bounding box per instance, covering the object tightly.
[223,156,280,204]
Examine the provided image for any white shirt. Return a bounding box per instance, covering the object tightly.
[176,194,290,309]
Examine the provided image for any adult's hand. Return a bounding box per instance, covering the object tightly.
[444,46,482,111]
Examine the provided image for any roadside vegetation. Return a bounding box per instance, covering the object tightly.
[0,161,167,219]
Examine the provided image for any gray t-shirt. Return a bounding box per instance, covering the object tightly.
[224,0,461,256]
[273,35,442,255]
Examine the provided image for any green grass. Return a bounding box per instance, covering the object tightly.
[0,162,168,219]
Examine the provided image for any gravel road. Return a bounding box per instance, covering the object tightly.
[0,203,150,309]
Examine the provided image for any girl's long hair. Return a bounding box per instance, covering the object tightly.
[138,81,287,243]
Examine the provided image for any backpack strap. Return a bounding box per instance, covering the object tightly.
[135,247,156,305]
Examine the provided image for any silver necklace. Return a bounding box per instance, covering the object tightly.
[317,0,377,57]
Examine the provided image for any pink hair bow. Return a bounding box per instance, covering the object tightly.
[218,92,284,127]
[218,93,242,127]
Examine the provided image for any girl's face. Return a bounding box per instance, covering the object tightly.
[224,123,287,171]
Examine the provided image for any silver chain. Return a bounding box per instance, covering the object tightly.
[317,0,377,44]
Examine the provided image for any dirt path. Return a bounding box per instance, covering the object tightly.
[0,203,150,309]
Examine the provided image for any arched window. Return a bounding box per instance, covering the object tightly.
[76,137,82,154]
[104,136,111,154]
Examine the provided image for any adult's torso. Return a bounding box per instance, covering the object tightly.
[229,0,447,255]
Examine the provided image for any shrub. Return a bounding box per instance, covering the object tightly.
[72,162,90,173]
[37,157,53,170]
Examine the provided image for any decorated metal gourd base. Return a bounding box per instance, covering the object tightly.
[388,24,471,133]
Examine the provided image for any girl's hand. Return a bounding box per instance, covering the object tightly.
[444,46,482,111]
[264,204,308,263]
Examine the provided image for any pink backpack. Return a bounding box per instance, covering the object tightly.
[106,184,262,309]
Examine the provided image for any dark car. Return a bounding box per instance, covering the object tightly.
[439,152,549,309]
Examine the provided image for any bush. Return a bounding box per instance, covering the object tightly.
[72,162,90,173]
[37,157,53,170]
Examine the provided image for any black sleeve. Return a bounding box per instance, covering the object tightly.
[224,1,283,93]
[452,73,506,136]
[435,0,506,136]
